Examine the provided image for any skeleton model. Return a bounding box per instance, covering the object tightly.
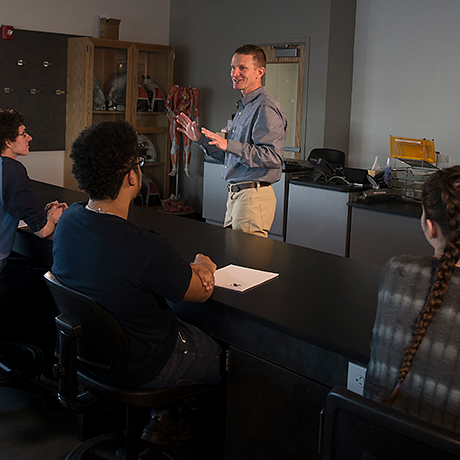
[165,85,200,177]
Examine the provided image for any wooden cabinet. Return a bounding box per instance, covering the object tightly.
[64,37,174,200]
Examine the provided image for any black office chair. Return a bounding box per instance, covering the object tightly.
[0,341,43,386]
[44,271,214,460]
[307,148,346,168]
[0,340,57,409]
[321,386,460,460]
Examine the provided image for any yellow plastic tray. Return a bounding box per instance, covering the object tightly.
[390,136,436,163]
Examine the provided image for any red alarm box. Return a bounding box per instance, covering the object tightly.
[2,25,14,40]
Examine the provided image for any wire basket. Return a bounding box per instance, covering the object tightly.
[390,166,437,202]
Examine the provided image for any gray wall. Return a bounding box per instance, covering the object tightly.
[1,0,170,186]
[350,0,460,171]
[1,0,170,44]
[170,0,357,212]
[10,0,459,209]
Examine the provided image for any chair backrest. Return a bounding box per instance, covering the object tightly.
[322,386,460,460]
[44,271,129,379]
[308,148,345,168]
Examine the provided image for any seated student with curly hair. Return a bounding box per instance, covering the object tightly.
[0,108,67,381]
[364,165,460,433]
[52,119,222,445]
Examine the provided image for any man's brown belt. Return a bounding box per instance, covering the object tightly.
[228,182,271,193]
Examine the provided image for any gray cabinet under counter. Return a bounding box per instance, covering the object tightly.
[348,200,432,266]
[202,159,228,227]
[286,179,363,256]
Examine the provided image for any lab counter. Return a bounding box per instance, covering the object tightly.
[348,199,432,266]
[285,178,366,256]
[203,159,431,266]
[284,176,432,265]
[15,180,382,460]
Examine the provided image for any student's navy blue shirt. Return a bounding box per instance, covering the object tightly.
[52,202,192,387]
[0,156,47,263]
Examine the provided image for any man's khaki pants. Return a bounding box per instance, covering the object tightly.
[223,184,276,238]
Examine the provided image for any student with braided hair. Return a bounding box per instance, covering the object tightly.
[364,165,460,433]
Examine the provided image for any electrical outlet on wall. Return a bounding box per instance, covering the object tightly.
[437,153,450,169]
[347,362,367,396]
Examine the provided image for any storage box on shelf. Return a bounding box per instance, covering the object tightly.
[390,165,437,202]
[99,18,120,40]
[65,37,174,203]
[388,137,438,203]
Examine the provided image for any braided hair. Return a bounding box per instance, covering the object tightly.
[382,165,460,406]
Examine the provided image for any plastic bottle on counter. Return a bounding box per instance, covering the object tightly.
[384,158,392,185]
[371,156,382,174]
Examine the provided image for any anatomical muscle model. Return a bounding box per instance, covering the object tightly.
[165,85,200,177]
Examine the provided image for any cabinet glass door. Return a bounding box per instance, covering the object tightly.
[92,45,128,124]
[131,46,174,202]
[135,50,170,129]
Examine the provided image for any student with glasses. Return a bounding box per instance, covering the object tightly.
[0,108,67,383]
[52,120,222,445]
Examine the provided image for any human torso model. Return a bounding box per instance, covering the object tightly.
[165,85,200,177]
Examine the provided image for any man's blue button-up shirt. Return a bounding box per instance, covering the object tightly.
[196,86,287,184]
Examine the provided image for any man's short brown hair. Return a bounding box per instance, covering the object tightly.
[234,44,266,69]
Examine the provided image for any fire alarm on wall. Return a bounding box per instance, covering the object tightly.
[2,25,14,40]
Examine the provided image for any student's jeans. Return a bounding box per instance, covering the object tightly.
[139,317,222,390]
[138,309,223,418]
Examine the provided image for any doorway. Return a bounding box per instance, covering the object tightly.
[261,44,307,159]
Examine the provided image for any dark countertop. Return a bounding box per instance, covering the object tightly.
[126,191,382,364]
[18,181,382,385]
[290,177,370,193]
[348,197,423,218]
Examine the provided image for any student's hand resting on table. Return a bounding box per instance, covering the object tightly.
[35,201,68,238]
[45,201,68,224]
[191,253,216,291]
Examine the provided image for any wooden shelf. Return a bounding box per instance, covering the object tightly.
[136,127,168,134]
[92,110,126,115]
[65,37,174,198]
[142,162,164,167]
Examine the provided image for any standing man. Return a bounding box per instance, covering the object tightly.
[177,44,287,238]
[0,108,67,378]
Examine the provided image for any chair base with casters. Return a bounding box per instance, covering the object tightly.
[321,386,460,460]
[63,431,173,460]
[44,271,215,460]
[67,365,214,460]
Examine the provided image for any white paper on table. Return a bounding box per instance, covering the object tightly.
[214,264,279,292]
